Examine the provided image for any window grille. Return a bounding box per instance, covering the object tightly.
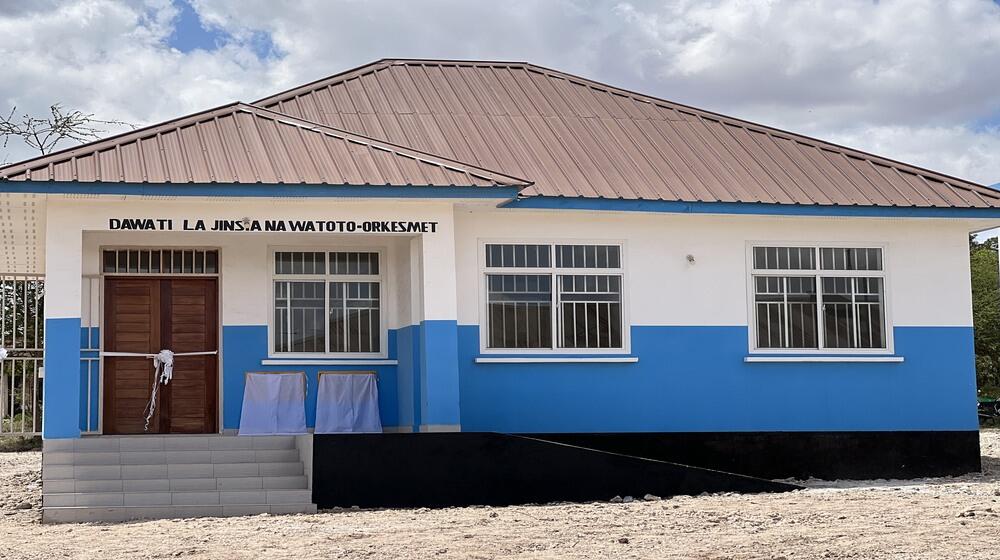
[751,246,886,351]
[272,251,383,355]
[483,243,625,351]
[102,249,219,275]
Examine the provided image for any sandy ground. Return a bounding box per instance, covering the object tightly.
[0,433,998,560]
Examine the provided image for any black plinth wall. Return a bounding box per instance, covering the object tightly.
[534,431,983,480]
[311,432,797,509]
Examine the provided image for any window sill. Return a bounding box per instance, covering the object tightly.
[743,355,904,363]
[261,358,398,366]
[474,356,639,364]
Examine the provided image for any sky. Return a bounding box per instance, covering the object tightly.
[1,0,999,188]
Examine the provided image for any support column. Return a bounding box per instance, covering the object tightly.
[42,214,83,439]
[411,208,462,432]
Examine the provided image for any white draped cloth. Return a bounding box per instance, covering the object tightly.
[315,373,382,434]
[238,372,307,435]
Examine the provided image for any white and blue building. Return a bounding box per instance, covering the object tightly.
[1,59,996,520]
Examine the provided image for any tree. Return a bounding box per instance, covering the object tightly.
[970,234,1000,396]
[0,103,134,162]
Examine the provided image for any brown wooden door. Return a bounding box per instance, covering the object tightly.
[104,277,218,434]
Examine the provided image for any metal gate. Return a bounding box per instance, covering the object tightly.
[0,275,43,436]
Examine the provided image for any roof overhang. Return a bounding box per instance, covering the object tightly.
[0,181,521,200]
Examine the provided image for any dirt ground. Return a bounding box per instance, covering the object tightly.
[0,432,998,560]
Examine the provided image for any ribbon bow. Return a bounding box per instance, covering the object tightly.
[153,349,175,384]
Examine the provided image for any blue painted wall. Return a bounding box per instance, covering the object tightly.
[220,326,400,430]
[396,324,421,431]
[418,320,462,427]
[457,325,979,433]
[42,318,82,439]
[66,321,977,436]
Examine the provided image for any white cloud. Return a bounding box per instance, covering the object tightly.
[0,0,276,162]
[1,0,999,185]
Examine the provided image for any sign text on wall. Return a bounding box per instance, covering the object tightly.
[108,218,439,233]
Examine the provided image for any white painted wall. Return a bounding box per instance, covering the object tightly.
[453,208,976,329]
[47,196,475,329]
[43,196,980,332]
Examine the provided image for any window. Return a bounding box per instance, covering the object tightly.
[102,249,219,274]
[751,245,888,351]
[272,250,383,355]
[483,243,625,352]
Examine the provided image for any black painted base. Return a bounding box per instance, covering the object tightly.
[535,430,983,480]
[312,432,796,509]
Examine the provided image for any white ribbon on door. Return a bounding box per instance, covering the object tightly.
[101,349,218,431]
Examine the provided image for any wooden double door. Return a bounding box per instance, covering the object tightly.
[103,277,218,434]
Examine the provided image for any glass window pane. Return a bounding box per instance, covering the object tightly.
[103,251,117,273]
[754,275,818,349]
[329,281,381,353]
[278,281,325,353]
[820,248,882,271]
[554,245,622,269]
[486,274,552,349]
[327,252,378,276]
[485,245,551,268]
[754,247,815,270]
[557,274,623,349]
[822,277,855,348]
[204,251,217,274]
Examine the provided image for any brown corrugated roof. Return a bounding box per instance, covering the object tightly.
[255,59,1000,208]
[0,102,530,188]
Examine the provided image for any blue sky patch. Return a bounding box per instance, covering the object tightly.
[167,0,226,53]
[166,0,280,59]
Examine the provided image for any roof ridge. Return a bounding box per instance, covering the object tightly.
[246,104,531,185]
[253,58,994,200]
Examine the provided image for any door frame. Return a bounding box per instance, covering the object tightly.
[97,246,223,435]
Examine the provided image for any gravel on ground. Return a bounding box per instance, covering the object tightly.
[0,431,997,559]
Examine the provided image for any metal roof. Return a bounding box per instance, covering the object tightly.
[255,59,1000,208]
[0,102,529,188]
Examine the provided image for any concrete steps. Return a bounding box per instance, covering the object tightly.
[42,435,315,523]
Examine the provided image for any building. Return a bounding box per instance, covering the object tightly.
[0,59,995,521]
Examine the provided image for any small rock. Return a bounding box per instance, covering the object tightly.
[618,537,629,544]
[610,496,623,503]
[643,494,660,501]
[622,496,634,503]
[15,502,32,510]
[489,512,498,518]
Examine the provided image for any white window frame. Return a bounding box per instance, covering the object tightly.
[268,246,388,359]
[477,239,631,355]
[745,241,894,355]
